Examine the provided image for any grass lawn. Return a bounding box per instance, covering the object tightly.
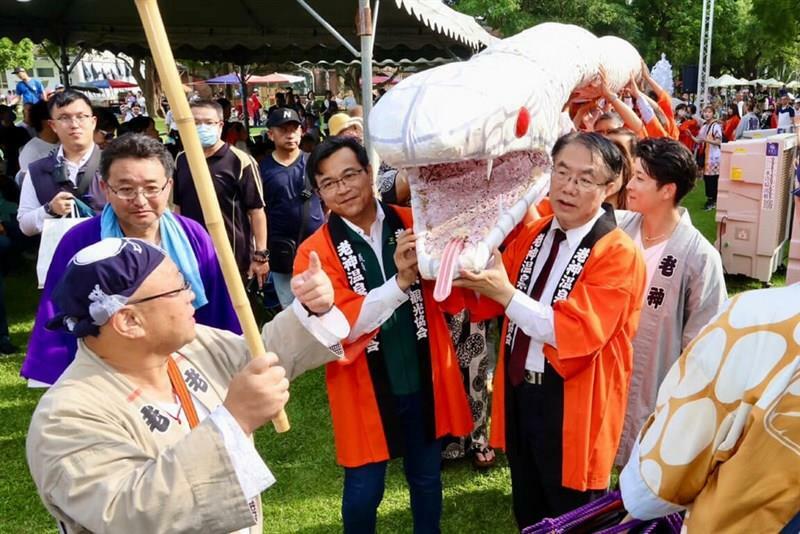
[0,184,787,532]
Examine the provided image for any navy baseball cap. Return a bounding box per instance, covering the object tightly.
[267,107,301,128]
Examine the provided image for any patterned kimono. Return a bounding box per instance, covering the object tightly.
[621,284,800,532]
[27,311,342,534]
[699,120,723,176]
[441,311,492,459]
[615,209,727,464]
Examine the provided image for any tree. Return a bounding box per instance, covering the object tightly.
[453,0,800,81]
[0,38,34,73]
[117,55,160,118]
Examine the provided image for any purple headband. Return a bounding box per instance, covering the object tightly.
[47,238,167,338]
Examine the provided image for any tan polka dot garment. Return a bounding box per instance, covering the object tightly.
[634,284,800,532]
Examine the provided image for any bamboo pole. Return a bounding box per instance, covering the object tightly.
[134,0,290,433]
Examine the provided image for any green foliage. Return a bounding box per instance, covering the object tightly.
[0,38,35,73]
[454,0,800,80]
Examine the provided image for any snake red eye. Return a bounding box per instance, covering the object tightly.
[515,107,530,138]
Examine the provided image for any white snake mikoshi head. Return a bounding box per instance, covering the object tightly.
[369,23,641,299]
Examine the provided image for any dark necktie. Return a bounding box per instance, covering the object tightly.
[508,228,567,386]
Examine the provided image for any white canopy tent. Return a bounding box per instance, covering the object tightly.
[708,74,742,87]
[752,78,785,88]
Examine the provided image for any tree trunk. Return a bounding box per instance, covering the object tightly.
[125,55,160,118]
[144,59,160,118]
[335,64,362,104]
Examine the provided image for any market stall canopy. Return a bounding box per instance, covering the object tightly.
[0,0,496,63]
[204,72,305,84]
[787,81,800,89]
[69,83,102,93]
[372,75,400,84]
[89,79,139,89]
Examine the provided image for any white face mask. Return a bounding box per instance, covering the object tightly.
[196,124,220,147]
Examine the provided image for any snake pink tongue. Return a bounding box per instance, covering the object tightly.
[433,238,464,302]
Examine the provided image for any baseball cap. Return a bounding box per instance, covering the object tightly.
[12,67,26,74]
[267,107,301,128]
[328,113,363,136]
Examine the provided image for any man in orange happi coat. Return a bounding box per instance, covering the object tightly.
[294,136,471,534]
[451,132,646,529]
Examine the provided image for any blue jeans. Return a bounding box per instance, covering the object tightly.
[342,393,442,534]
[271,272,294,309]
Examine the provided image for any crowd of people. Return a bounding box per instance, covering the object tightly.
[1,56,799,534]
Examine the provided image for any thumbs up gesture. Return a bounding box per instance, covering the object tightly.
[291,251,335,315]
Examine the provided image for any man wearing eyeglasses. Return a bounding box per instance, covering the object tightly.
[26,237,349,533]
[295,135,472,533]
[18,90,104,236]
[21,134,243,388]
[449,132,646,528]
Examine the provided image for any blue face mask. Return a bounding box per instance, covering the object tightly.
[197,124,220,148]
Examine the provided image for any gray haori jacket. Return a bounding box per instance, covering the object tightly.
[615,209,727,465]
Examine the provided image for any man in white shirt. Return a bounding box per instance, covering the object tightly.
[776,93,796,131]
[295,135,472,533]
[16,100,59,187]
[453,132,646,528]
[17,90,103,236]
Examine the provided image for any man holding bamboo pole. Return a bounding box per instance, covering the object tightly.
[26,237,349,534]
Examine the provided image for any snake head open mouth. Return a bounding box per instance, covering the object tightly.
[368,22,642,300]
[406,150,551,300]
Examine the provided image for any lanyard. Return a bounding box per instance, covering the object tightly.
[166,357,200,429]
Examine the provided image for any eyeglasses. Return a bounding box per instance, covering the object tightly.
[552,169,612,192]
[107,181,170,200]
[317,168,366,194]
[194,119,221,126]
[54,114,94,126]
[128,279,191,305]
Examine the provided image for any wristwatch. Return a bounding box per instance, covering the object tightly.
[43,201,57,217]
[251,249,270,263]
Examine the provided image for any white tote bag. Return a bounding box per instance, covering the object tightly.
[36,205,87,288]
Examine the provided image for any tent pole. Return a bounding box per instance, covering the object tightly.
[358,0,376,167]
[295,0,360,58]
[60,40,71,88]
[370,0,380,57]
[239,64,250,139]
[133,0,290,433]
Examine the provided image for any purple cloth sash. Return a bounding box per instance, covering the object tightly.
[522,490,683,534]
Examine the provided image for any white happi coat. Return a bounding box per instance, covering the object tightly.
[615,209,727,464]
[27,308,342,534]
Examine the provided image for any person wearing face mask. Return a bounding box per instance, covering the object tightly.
[172,100,268,288]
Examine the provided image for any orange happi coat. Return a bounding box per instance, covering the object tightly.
[294,205,472,468]
[448,214,646,490]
